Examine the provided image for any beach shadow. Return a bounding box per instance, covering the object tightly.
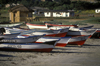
[65,45,83,47]
[54,47,78,50]
[83,44,100,47]
[0,54,15,57]
[0,59,11,61]
[51,51,93,54]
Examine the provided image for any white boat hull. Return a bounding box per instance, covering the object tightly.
[66,29,96,38]
[35,37,71,47]
[0,33,20,38]
[0,23,23,28]
[68,35,89,45]
[19,29,68,37]
[26,23,47,29]
[0,36,43,43]
[45,23,78,28]
[0,43,55,52]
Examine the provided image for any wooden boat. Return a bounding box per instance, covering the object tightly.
[66,29,97,38]
[26,23,47,29]
[79,25,94,30]
[45,23,78,28]
[90,29,100,38]
[4,27,27,34]
[35,37,71,47]
[0,33,20,38]
[0,23,23,28]
[35,35,89,47]
[18,28,69,37]
[0,40,57,52]
[0,35,44,43]
[69,26,100,38]
[48,25,94,31]
[68,35,89,46]
[26,23,78,29]
[69,25,94,31]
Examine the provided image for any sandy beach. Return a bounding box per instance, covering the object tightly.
[0,24,100,66]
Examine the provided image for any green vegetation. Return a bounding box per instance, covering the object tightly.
[0,8,9,23]
[0,0,100,25]
[75,10,95,14]
[0,0,100,10]
[29,17,100,26]
[81,17,100,24]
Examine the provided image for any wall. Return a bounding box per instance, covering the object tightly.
[44,12,51,17]
[95,9,100,13]
[44,12,70,17]
[9,12,14,22]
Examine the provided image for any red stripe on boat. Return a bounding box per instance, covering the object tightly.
[45,34,56,37]
[56,43,67,47]
[68,40,86,45]
[88,35,92,38]
[55,32,67,37]
[21,35,29,36]
[35,42,42,43]
[96,30,100,32]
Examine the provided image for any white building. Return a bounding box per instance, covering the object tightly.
[95,9,100,13]
[37,10,75,17]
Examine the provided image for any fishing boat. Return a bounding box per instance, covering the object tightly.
[79,25,94,30]
[0,23,23,28]
[26,22,78,29]
[66,29,97,38]
[35,37,71,47]
[4,27,27,34]
[18,28,69,37]
[90,29,100,38]
[26,23,47,29]
[45,23,78,28]
[67,35,89,46]
[69,25,94,31]
[0,35,44,43]
[68,26,100,38]
[0,33,20,38]
[48,25,94,30]
[35,35,89,47]
[0,39,60,52]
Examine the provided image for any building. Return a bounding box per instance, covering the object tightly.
[9,4,34,23]
[37,10,74,17]
[95,9,100,13]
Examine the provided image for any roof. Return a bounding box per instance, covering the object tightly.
[38,10,74,12]
[9,4,34,12]
[30,6,49,11]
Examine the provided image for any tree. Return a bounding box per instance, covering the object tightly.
[96,0,100,2]
[34,0,39,6]
[59,0,71,5]
[20,0,29,7]
[0,0,8,6]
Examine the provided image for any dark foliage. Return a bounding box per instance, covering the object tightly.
[0,0,100,10]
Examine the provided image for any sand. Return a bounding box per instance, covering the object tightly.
[0,24,100,66]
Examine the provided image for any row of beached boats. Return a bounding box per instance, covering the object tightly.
[0,22,100,52]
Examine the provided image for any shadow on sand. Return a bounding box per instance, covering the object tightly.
[83,44,100,47]
[0,54,15,57]
[51,51,93,54]
[53,47,78,50]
